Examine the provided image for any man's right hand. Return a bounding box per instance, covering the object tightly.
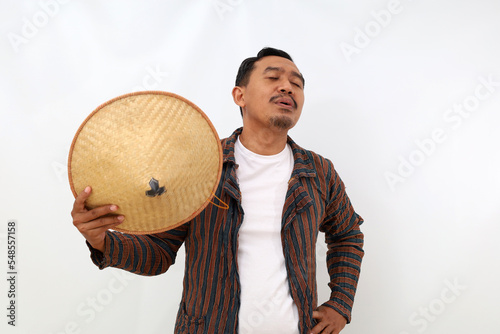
[71,186,124,252]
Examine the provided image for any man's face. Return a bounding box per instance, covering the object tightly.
[235,56,305,131]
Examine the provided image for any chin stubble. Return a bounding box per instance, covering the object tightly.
[269,115,293,129]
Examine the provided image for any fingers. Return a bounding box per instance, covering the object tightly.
[310,306,346,334]
[73,206,123,253]
[71,186,123,225]
[75,204,120,224]
[73,205,124,235]
[310,322,338,334]
[309,321,327,334]
[71,185,124,233]
[72,186,92,215]
[311,309,326,334]
[77,214,124,232]
[71,185,124,252]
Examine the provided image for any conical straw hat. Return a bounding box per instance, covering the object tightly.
[68,91,222,234]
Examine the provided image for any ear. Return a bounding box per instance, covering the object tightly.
[232,86,246,108]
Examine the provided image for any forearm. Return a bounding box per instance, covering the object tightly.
[323,218,364,322]
[88,226,188,276]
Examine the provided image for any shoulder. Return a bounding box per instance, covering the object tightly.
[288,138,337,179]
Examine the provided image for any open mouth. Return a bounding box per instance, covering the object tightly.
[278,100,292,107]
[271,95,296,109]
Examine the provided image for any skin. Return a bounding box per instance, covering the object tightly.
[232,56,305,155]
[311,306,347,334]
[71,186,123,252]
[72,54,347,333]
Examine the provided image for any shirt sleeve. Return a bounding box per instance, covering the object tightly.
[319,161,364,323]
[87,223,189,276]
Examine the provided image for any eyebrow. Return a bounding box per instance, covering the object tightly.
[263,66,305,86]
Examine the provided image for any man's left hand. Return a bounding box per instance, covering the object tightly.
[310,306,347,334]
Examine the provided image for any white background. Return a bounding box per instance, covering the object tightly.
[1,0,499,333]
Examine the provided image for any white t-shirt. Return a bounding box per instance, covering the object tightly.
[235,138,300,334]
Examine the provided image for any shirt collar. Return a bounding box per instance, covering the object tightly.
[222,127,316,178]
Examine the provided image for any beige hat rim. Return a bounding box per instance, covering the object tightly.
[68,91,222,234]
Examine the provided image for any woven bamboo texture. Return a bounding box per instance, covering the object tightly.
[68,91,222,234]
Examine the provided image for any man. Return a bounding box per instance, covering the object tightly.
[72,47,364,334]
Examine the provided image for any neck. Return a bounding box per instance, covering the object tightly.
[239,126,289,155]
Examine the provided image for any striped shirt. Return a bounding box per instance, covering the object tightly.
[89,127,364,333]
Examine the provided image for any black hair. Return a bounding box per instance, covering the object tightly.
[235,47,304,87]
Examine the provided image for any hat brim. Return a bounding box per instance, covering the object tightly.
[68,91,222,234]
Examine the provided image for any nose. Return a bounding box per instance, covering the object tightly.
[278,80,294,95]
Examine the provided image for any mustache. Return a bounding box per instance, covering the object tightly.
[269,94,297,109]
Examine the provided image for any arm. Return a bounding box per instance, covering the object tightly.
[88,225,188,276]
[312,164,364,333]
[72,186,188,276]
